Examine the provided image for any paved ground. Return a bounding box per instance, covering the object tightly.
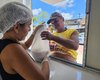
[76,45,84,64]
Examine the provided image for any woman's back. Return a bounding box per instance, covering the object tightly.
[0,39,24,80]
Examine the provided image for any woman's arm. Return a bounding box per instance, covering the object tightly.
[7,44,49,80]
[41,57,50,80]
[22,23,44,49]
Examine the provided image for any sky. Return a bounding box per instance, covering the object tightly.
[32,0,86,24]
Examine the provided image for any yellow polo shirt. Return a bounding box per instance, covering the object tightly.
[53,29,78,60]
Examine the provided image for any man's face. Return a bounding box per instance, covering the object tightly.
[50,17,64,30]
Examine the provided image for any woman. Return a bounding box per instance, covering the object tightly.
[0,2,49,80]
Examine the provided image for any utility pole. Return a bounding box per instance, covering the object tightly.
[78,13,81,28]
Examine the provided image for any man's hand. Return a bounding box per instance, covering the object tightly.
[41,31,54,40]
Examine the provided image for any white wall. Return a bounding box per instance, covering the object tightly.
[86,0,100,70]
[0,0,23,7]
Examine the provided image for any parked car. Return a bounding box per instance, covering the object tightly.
[79,32,84,45]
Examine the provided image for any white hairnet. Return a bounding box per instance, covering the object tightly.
[0,2,33,33]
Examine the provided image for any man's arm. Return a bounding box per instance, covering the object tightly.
[53,31,79,50]
[41,30,79,50]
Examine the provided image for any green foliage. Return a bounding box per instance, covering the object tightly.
[38,11,49,22]
[32,11,49,27]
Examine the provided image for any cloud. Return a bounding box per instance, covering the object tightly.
[32,8,42,16]
[62,12,73,20]
[54,0,74,8]
[55,10,73,20]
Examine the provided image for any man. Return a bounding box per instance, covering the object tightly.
[41,12,79,62]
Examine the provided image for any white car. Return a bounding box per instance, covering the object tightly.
[79,32,84,44]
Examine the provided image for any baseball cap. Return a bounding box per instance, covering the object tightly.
[47,12,63,24]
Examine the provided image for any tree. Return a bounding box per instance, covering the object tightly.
[32,16,38,27]
[38,11,49,23]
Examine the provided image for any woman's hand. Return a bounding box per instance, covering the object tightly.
[33,22,45,35]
